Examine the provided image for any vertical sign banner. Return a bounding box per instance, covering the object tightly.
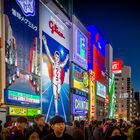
[4,0,40,97]
[41,3,70,122]
[86,25,105,85]
[72,24,88,70]
[89,70,96,120]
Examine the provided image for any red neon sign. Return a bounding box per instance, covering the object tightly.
[112,60,123,73]
[49,20,65,39]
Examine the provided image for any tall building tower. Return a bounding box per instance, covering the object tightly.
[105,44,113,118]
[113,64,132,121]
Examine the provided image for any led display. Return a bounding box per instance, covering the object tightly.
[96,81,106,98]
[72,94,88,115]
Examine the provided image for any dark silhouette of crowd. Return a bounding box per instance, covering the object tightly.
[0,115,140,140]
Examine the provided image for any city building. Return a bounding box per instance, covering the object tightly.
[113,64,132,121]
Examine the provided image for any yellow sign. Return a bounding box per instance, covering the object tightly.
[9,107,27,116]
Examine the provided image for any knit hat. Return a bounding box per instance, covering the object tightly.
[50,115,65,125]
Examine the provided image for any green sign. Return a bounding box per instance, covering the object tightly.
[27,108,41,116]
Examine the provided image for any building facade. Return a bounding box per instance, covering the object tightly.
[114,65,132,120]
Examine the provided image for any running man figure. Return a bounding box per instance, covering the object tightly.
[42,35,69,115]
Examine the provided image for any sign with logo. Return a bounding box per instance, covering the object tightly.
[41,2,70,49]
[112,60,123,73]
[9,107,41,116]
[41,2,70,122]
[72,94,88,115]
[4,0,40,96]
[89,70,96,120]
[72,24,88,70]
[71,63,88,93]
[96,81,106,98]
[86,25,105,72]
[16,0,35,16]
[4,89,40,107]
[9,107,27,116]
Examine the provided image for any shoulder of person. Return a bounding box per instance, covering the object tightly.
[64,133,75,139]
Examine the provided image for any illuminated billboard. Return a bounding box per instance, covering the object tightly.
[41,3,70,122]
[94,46,105,84]
[89,70,96,120]
[9,107,41,116]
[109,74,115,119]
[4,0,41,95]
[9,107,27,116]
[112,60,123,73]
[4,89,40,107]
[71,63,88,93]
[72,24,88,70]
[72,94,88,115]
[86,25,106,71]
[96,81,106,98]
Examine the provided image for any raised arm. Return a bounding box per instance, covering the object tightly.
[42,35,54,63]
[61,54,69,68]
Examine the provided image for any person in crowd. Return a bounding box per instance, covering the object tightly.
[105,126,127,140]
[25,128,40,140]
[80,120,88,140]
[133,119,140,140]
[72,120,84,140]
[0,120,3,140]
[123,121,134,140]
[92,121,104,140]
[33,114,51,139]
[6,116,28,140]
[42,115,74,140]
[87,120,97,140]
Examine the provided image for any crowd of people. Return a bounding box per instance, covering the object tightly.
[0,114,140,140]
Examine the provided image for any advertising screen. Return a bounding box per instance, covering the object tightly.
[72,94,88,115]
[41,3,70,122]
[27,108,41,116]
[89,70,96,120]
[96,81,106,98]
[4,89,40,107]
[9,107,41,116]
[94,46,105,84]
[112,60,123,73]
[71,63,88,93]
[72,24,88,70]
[4,0,41,96]
[9,107,27,116]
[86,25,105,81]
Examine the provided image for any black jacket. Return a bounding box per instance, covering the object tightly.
[42,132,74,140]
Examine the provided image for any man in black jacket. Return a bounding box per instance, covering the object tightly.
[133,119,140,140]
[33,114,51,139]
[42,115,74,140]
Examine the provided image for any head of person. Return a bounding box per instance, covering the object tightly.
[73,120,80,128]
[132,119,140,129]
[16,117,28,131]
[25,128,40,140]
[110,126,122,138]
[54,51,60,62]
[50,115,65,137]
[34,114,45,127]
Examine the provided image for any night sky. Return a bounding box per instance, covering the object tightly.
[73,0,140,92]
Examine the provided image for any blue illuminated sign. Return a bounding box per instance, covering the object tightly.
[16,0,35,16]
[4,89,41,107]
[77,30,87,59]
[86,25,106,70]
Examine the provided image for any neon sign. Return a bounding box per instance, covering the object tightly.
[4,89,40,107]
[49,20,65,39]
[112,60,123,73]
[16,0,35,16]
